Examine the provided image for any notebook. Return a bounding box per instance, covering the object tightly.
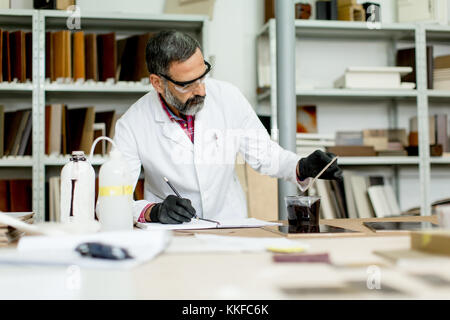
[136,218,281,231]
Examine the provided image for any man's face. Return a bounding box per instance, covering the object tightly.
[161,48,207,116]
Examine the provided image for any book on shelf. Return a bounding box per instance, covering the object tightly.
[409,115,437,146]
[0,105,3,158]
[93,123,106,155]
[326,145,376,157]
[363,129,388,152]
[97,32,117,82]
[434,54,450,90]
[334,66,414,90]
[45,106,120,156]
[85,33,98,81]
[73,31,86,81]
[1,30,11,82]
[311,171,401,219]
[335,131,363,146]
[0,180,32,213]
[118,33,153,82]
[296,133,335,157]
[368,184,401,218]
[48,176,61,222]
[342,171,358,219]
[46,30,155,83]
[2,108,32,157]
[396,47,434,90]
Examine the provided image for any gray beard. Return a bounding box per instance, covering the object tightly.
[164,85,205,116]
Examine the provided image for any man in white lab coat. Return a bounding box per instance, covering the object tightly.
[114,31,342,224]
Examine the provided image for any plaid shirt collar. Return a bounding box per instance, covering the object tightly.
[158,94,195,143]
[158,94,193,122]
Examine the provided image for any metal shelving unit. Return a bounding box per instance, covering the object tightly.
[36,10,209,222]
[257,18,449,216]
[0,9,209,222]
[0,9,39,216]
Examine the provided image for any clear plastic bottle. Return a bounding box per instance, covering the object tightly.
[60,151,95,223]
[92,138,133,231]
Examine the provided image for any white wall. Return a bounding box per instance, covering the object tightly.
[9,0,450,211]
[10,0,264,106]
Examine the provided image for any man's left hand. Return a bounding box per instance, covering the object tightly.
[297,150,343,182]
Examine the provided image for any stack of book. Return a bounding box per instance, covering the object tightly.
[46,31,154,83]
[312,171,401,219]
[334,66,415,90]
[0,29,33,83]
[296,133,335,157]
[0,106,33,158]
[45,105,120,156]
[408,114,448,156]
[0,212,34,247]
[327,129,408,157]
[433,55,450,90]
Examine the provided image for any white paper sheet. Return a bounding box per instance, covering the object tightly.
[167,234,310,254]
[0,230,171,269]
[136,217,281,231]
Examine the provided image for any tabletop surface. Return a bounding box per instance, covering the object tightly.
[1,222,450,300]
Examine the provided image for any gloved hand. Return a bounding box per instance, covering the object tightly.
[298,150,343,182]
[150,195,196,224]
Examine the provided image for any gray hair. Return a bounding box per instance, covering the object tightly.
[146,30,202,76]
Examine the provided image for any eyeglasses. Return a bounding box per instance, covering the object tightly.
[159,61,211,93]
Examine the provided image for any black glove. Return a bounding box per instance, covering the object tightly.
[298,150,343,182]
[150,195,196,224]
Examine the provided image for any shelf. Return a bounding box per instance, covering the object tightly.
[0,156,34,167]
[293,20,416,41]
[44,155,109,166]
[258,88,418,102]
[427,90,450,101]
[337,157,419,166]
[0,9,34,28]
[430,157,450,164]
[0,82,33,92]
[45,82,153,93]
[425,24,450,42]
[42,10,207,34]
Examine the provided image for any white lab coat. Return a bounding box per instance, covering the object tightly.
[114,78,302,222]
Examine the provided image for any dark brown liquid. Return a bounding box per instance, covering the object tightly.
[287,199,321,233]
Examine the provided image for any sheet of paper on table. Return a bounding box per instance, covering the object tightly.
[136,217,281,231]
[166,234,310,254]
[0,230,170,269]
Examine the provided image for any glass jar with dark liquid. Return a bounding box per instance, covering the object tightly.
[285,196,321,233]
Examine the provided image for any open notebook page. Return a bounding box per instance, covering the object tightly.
[136,218,281,231]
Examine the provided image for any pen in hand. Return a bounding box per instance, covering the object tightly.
[163,177,220,226]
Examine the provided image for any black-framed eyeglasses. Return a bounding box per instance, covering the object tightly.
[159,61,211,91]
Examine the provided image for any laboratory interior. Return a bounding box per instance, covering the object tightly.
[0,0,450,305]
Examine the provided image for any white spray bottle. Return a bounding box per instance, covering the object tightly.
[60,151,96,223]
[90,137,134,232]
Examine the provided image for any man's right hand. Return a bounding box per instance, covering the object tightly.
[149,195,196,224]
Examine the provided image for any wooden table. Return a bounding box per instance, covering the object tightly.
[0,216,449,300]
